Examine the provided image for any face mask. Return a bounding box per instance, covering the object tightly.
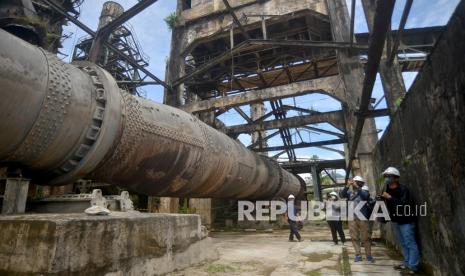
[384,177,393,185]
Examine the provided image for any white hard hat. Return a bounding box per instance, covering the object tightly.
[382,167,400,177]
[288,194,295,199]
[329,191,338,197]
[362,185,369,191]
[353,176,365,183]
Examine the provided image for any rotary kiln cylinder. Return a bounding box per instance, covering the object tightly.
[0,29,304,199]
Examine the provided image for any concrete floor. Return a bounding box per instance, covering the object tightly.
[170,224,410,276]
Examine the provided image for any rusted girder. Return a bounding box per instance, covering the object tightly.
[227,111,346,135]
[346,0,396,178]
[254,139,346,152]
[299,126,345,139]
[247,39,369,50]
[388,0,413,64]
[181,76,344,113]
[0,29,304,200]
[40,0,171,91]
[247,130,281,149]
[281,159,346,174]
[221,0,251,40]
[355,26,445,54]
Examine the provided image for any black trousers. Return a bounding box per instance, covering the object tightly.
[327,220,346,244]
[288,220,302,241]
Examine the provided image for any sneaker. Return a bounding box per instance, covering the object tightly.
[394,264,407,270]
[401,269,417,275]
[366,255,375,263]
[354,255,362,262]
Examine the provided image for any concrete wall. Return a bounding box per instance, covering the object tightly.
[0,213,218,275]
[372,2,465,275]
[178,0,327,47]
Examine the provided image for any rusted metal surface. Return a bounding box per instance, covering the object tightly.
[0,29,304,200]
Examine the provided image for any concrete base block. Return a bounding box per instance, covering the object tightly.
[1,178,29,214]
[0,212,218,275]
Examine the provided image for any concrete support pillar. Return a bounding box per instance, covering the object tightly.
[147,196,159,212]
[326,0,379,186]
[311,165,321,201]
[1,178,29,214]
[250,102,267,154]
[165,26,188,107]
[189,198,212,227]
[159,197,179,213]
[361,0,406,115]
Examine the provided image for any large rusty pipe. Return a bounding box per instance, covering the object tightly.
[0,29,305,199]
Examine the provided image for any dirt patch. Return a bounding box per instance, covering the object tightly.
[304,252,334,262]
[205,263,236,273]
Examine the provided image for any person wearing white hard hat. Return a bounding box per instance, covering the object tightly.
[325,191,346,245]
[286,194,303,242]
[381,167,419,274]
[340,175,374,263]
[361,185,376,243]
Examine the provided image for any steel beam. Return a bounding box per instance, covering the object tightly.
[174,39,367,87]
[323,169,338,185]
[181,76,344,113]
[173,40,250,87]
[282,105,318,114]
[247,130,280,149]
[346,0,396,177]
[271,150,286,159]
[354,108,389,118]
[255,139,345,152]
[355,26,445,54]
[248,39,369,50]
[349,0,356,48]
[89,0,159,62]
[361,0,407,116]
[327,0,380,189]
[388,0,413,64]
[233,106,253,123]
[281,159,346,173]
[227,110,346,135]
[317,146,345,156]
[299,126,345,138]
[222,0,251,40]
[98,0,158,37]
[117,81,160,86]
[40,0,171,91]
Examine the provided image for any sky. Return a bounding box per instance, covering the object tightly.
[60,0,460,165]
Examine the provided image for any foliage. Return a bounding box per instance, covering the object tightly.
[179,198,196,214]
[206,264,236,273]
[164,12,177,30]
[394,96,404,107]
